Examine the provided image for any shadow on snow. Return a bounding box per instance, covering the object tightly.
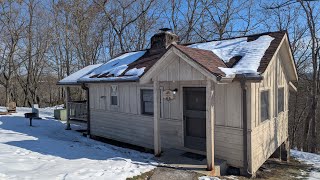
[0,115,154,165]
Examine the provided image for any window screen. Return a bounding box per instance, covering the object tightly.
[111,96,117,105]
[141,89,154,115]
[278,87,284,113]
[111,85,118,106]
[261,90,269,121]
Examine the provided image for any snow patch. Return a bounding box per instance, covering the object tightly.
[188,35,274,77]
[125,67,146,76]
[291,149,320,179]
[0,106,156,179]
[198,175,238,180]
[198,176,221,180]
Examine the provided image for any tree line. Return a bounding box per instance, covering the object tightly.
[0,0,319,152]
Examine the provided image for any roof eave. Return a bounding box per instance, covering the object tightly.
[218,73,263,83]
[233,73,263,82]
[56,81,83,86]
[77,79,139,84]
[289,81,297,92]
[284,34,299,81]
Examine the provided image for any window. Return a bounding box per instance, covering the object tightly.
[278,87,284,113]
[110,85,118,106]
[261,90,269,122]
[141,89,154,115]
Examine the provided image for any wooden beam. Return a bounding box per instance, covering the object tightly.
[206,79,215,171]
[65,87,71,130]
[289,81,297,92]
[154,79,161,156]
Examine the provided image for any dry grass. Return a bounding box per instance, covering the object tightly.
[128,158,313,180]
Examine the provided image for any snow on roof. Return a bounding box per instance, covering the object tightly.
[59,33,279,85]
[125,67,146,76]
[188,35,274,77]
[79,51,146,82]
[58,64,103,85]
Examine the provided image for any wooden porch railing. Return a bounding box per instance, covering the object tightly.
[68,101,87,122]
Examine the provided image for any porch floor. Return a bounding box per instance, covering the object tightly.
[155,148,228,176]
[69,119,87,131]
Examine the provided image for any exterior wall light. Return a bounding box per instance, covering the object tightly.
[173,88,178,95]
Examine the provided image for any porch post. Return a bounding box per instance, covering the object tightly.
[65,86,71,130]
[154,79,161,156]
[206,79,215,171]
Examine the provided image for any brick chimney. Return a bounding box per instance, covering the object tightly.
[150,28,179,50]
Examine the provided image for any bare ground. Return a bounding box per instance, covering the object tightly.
[128,158,314,180]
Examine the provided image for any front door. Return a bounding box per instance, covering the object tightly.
[183,87,206,152]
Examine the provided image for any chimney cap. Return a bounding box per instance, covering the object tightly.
[159,28,172,32]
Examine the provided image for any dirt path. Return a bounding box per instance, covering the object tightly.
[237,159,312,180]
[128,158,314,180]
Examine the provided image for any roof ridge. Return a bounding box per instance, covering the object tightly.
[108,31,287,62]
[180,30,287,46]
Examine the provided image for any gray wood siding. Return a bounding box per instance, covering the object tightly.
[91,109,154,148]
[215,126,243,167]
[214,83,244,168]
[89,83,184,149]
[157,56,206,82]
[91,109,184,149]
[88,53,246,168]
[248,46,289,173]
[88,81,245,168]
[215,83,242,128]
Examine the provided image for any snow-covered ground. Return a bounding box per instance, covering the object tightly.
[0,107,156,180]
[1,106,320,180]
[292,150,320,180]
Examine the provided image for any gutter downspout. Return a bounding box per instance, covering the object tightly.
[240,77,248,175]
[81,84,90,136]
[233,74,263,176]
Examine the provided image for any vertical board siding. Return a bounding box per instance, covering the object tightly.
[215,83,242,128]
[129,85,138,114]
[89,80,244,168]
[89,83,184,150]
[157,57,206,82]
[250,52,289,173]
[160,118,184,149]
[88,54,244,169]
[215,84,226,126]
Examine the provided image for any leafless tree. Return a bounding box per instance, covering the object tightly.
[265,0,320,152]
[95,0,156,56]
[0,1,24,105]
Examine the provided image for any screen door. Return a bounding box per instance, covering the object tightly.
[183,87,206,151]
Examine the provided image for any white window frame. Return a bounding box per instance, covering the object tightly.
[141,89,154,115]
[278,86,285,114]
[138,86,163,118]
[110,85,119,107]
[260,88,270,123]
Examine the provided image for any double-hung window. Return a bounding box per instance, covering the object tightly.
[141,89,154,115]
[111,85,118,106]
[261,90,270,122]
[278,87,284,113]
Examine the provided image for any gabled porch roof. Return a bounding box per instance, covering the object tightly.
[140,44,227,84]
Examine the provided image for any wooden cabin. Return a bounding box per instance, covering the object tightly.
[57,30,298,176]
